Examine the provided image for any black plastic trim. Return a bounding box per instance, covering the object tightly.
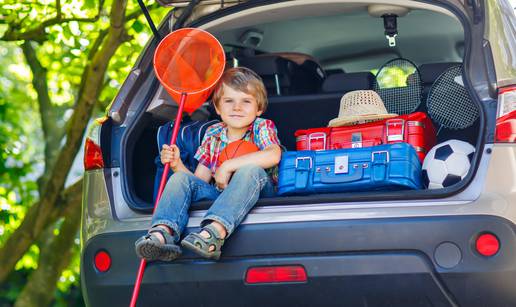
[100,117,113,167]
[481,39,499,142]
[81,214,516,307]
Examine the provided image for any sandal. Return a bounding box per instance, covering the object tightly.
[135,226,182,262]
[181,224,225,260]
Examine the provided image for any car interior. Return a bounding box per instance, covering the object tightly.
[125,3,481,208]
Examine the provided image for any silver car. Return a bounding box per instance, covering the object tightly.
[81,0,516,306]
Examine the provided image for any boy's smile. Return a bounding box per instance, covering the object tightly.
[215,84,263,140]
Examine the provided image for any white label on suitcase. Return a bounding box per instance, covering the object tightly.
[335,156,349,174]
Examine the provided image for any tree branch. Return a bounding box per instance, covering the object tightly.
[0,0,129,284]
[56,0,62,20]
[14,181,83,307]
[21,41,62,189]
[49,179,83,223]
[1,0,105,42]
[0,178,82,284]
[87,29,109,61]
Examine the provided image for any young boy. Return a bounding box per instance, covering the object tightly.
[135,67,282,261]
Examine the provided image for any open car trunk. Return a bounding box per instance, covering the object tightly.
[115,0,488,213]
[81,2,513,306]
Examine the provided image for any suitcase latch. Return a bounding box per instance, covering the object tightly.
[295,156,313,169]
[407,121,425,128]
[385,119,405,142]
[308,132,327,150]
[351,133,362,148]
[334,155,349,174]
[371,150,390,163]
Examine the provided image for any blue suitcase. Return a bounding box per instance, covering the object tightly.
[278,143,422,195]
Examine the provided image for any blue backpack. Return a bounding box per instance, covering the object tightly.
[153,119,219,202]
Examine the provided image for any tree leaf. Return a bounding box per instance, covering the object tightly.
[83,0,96,10]
[131,19,145,33]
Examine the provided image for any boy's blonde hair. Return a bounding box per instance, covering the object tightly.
[212,67,268,112]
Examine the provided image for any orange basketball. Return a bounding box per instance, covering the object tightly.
[217,140,259,166]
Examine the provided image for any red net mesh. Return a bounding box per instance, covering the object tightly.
[154,28,225,113]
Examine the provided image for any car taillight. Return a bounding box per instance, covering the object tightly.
[94,250,111,272]
[84,138,104,170]
[495,85,516,143]
[84,117,107,170]
[245,265,307,284]
[475,233,500,257]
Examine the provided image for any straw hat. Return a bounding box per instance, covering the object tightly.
[328,90,398,127]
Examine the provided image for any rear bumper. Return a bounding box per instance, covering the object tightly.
[81,215,516,307]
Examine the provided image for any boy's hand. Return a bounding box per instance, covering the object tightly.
[160,144,183,171]
[214,162,233,190]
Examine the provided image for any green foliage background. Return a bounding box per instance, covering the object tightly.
[0,1,167,305]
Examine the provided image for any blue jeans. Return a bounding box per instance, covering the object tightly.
[151,164,275,242]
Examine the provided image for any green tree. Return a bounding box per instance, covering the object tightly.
[0,1,166,305]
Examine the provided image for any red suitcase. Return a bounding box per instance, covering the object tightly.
[295,112,436,162]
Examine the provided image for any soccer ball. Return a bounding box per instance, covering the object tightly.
[422,140,475,189]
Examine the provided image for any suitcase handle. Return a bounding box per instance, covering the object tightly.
[308,132,327,150]
[331,138,382,149]
[320,167,363,183]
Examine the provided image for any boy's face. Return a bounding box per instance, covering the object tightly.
[215,84,263,131]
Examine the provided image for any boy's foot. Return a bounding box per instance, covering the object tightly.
[199,222,226,252]
[135,226,181,262]
[181,223,225,260]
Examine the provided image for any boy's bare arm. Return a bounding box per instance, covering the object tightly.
[221,144,282,172]
[214,144,281,190]
[194,164,213,183]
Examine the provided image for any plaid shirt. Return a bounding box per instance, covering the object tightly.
[194,117,281,182]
